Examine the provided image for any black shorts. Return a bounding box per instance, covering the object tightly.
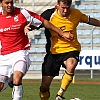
[42,51,80,76]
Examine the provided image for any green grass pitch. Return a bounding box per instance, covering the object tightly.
[0,79,100,100]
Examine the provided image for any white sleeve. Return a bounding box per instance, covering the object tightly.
[20,8,42,27]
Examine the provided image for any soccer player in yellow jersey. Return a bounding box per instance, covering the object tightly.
[24,0,100,100]
[38,0,100,100]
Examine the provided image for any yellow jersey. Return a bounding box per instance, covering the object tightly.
[49,8,89,54]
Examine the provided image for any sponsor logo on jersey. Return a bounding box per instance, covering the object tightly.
[0,24,22,32]
[0,27,10,32]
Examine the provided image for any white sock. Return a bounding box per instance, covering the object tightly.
[12,85,23,100]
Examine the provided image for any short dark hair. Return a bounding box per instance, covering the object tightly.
[0,0,2,3]
[57,0,72,5]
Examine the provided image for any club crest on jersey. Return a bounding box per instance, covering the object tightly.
[14,15,19,22]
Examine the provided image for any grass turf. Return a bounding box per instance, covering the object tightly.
[0,79,100,100]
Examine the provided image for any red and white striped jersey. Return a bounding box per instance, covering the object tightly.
[0,7,44,55]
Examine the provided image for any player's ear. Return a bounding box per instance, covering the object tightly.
[55,2,59,9]
[55,5,59,9]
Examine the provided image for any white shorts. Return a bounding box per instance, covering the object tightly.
[0,50,30,79]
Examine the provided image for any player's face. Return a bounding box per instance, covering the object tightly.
[57,1,71,17]
[0,0,14,14]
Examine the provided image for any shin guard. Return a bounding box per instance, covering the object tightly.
[12,84,23,100]
[39,91,50,100]
[57,70,74,96]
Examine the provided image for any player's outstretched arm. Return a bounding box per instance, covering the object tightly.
[42,19,74,41]
[24,20,74,42]
[88,17,100,27]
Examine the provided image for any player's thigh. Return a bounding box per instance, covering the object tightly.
[14,61,27,75]
[42,54,55,76]
[13,50,30,74]
[0,55,12,78]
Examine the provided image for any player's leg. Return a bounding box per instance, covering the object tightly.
[40,53,62,100]
[12,70,23,100]
[39,53,54,100]
[56,69,74,100]
[0,75,9,92]
[0,60,12,92]
[12,61,28,100]
[11,50,30,100]
[39,76,54,100]
[56,51,79,100]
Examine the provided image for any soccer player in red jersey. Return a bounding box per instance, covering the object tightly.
[25,0,100,100]
[0,0,74,100]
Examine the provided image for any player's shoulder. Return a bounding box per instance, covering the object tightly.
[70,8,82,15]
[10,6,21,15]
[14,6,28,13]
[13,6,23,13]
[41,8,55,20]
[14,6,20,10]
[70,8,80,12]
[15,7,30,16]
[44,8,55,13]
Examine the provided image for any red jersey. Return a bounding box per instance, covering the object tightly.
[0,7,44,55]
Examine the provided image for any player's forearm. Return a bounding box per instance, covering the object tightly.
[43,19,64,37]
[89,18,100,27]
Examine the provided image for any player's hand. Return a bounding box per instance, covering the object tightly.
[62,31,74,41]
[24,22,32,35]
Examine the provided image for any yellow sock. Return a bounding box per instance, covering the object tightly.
[57,70,74,96]
[39,91,50,100]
